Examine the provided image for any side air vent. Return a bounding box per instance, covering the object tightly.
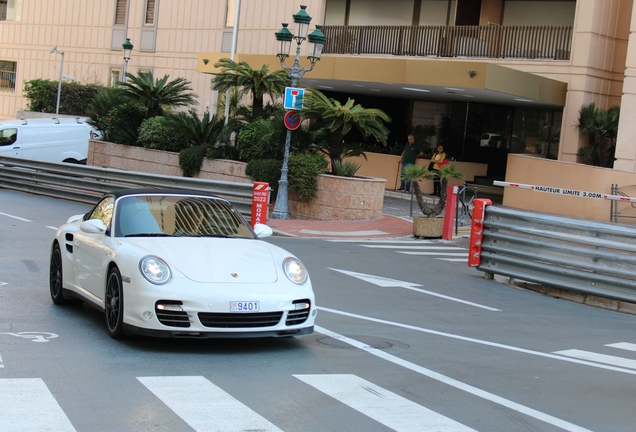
[286,299,311,326]
[155,300,190,328]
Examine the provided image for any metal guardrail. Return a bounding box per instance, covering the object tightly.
[0,155,254,216]
[475,205,636,303]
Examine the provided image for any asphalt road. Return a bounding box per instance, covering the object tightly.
[2,189,636,431]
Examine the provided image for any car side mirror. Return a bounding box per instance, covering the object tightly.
[253,223,273,239]
[80,219,107,234]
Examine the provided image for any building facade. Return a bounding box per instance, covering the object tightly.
[0,0,634,178]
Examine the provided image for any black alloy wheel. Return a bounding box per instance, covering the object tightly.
[49,243,69,305]
[105,267,126,338]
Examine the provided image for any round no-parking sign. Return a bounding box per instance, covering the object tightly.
[284,111,301,130]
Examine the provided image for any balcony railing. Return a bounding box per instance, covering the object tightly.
[0,70,16,92]
[322,25,573,60]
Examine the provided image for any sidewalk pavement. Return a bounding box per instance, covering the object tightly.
[267,190,472,241]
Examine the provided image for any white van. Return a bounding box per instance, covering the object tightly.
[0,117,99,164]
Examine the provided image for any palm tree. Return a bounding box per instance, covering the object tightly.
[212,59,290,119]
[167,109,224,147]
[575,102,620,168]
[121,71,197,118]
[301,89,391,172]
[401,164,465,218]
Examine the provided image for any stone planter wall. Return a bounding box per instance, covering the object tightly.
[289,174,386,220]
[87,141,387,220]
[88,140,250,183]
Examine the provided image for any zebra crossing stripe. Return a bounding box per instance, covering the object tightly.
[0,378,75,432]
[553,349,636,370]
[137,376,282,432]
[295,374,476,432]
[606,342,636,352]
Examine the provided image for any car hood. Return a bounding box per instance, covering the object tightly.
[127,238,278,283]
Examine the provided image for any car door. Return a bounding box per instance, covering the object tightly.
[0,127,21,157]
[74,196,115,302]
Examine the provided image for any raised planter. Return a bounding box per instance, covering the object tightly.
[412,215,444,238]
[88,140,249,183]
[87,141,387,221]
[289,174,386,220]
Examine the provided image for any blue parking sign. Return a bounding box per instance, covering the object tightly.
[284,87,304,110]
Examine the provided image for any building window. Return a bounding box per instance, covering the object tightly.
[144,0,156,25]
[110,68,122,87]
[225,0,236,27]
[114,0,127,25]
[0,0,22,21]
[0,60,16,92]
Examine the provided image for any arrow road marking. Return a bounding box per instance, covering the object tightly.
[329,268,500,311]
[0,332,59,342]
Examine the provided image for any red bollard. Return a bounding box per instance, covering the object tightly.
[468,198,491,267]
[250,182,270,227]
[442,184,458,240]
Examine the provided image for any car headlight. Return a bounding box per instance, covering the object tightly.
[283,258,307,284]
[139,256,171,285]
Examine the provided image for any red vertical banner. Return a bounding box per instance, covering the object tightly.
[468,198,492,267]
[442,185,458,240]
[250,182,270,227]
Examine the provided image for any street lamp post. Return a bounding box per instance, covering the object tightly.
[49,45,64,114]
[122,38,133,83]
[270,5,326,219]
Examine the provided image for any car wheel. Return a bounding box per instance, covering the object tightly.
[49,242,70,305]
[105,267,126,339]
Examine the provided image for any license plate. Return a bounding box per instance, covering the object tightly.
[230,301,259,312]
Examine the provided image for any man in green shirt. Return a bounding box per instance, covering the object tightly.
[398,134,423,192]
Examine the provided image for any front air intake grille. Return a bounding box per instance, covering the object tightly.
[198,312,283,328]
[155,301,190,328]
[286,299,311,325]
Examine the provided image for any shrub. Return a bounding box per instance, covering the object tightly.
[331,159,361,177]
[23,79,103,115]
[138,116,186,152]
[246,154,328,200]
[103,102,147,145]
[179,145,208,177]
[245,159,283,197]
[288,153,328,199]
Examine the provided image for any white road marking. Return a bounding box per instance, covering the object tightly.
[439,258,469,262]
[317,306,636,375]
[300,229,387,236]
[330,268,500,311]
[553,349,636,370]
[295,374,476,431]
[0,378,76,431]
[606,342,636,351]
[137,376,282,431]
[315,326,592,432]
[0,354,3,368]
[0,212,31,222]
[47,225,59,230]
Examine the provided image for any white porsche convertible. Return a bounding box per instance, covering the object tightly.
[49,189,315,339]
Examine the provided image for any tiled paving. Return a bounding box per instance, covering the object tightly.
[267,190,472,241]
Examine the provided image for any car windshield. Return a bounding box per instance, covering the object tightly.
[113,195,256,239]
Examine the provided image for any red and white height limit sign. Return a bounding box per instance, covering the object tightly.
[250,182,270,227]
